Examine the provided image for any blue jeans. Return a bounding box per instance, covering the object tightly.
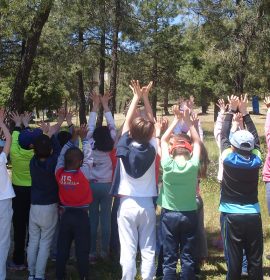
[89,182,112,256]
[161,208,197,280]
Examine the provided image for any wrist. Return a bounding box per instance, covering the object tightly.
[241,111,248,116]
[103,105,110,112]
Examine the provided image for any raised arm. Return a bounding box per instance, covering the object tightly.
[264,97,270,150]
[183,109,201,158]
[239,94,260,150]
[87,93,100,140]
[214,99,227,147]
[78,124,92,180]
[142,81,154,122]
[122,80,142,135]
[0,109,11,155]
[220,95,238,152]
[100,92,117,141]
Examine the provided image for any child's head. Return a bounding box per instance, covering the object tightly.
[64,147,84,170]
[169,134,193,159]
[129,117,155,144]
[230,130,254,156]
[93,126,114,152]
[34,134,52,159]
[57,131,72,148]
[18,128,43,150]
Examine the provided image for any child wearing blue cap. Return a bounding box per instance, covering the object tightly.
[220,94,263,280]
[0,108,15,280]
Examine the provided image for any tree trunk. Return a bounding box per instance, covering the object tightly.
[9,0,53,114]
[96,29,106,127]
[151,4,158,118]
[109,0,121,116]
[163,91,169,115]
[77,29,87,125]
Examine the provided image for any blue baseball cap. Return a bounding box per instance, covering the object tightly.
[18,128,43,150]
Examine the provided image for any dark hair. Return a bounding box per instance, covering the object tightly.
[64,147,84,170]
[34,134,52,159]
[130,117,154,144]
[93,126,114,152]
[57,131,72,148]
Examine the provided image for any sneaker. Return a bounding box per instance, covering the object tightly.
[7,261,26,271]
[241,271,248,277]
[28,276,35,280]
[34,278,46,280]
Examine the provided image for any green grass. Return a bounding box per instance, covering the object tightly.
[7,113,270,279]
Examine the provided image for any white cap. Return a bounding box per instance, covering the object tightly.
[230,130,254,151]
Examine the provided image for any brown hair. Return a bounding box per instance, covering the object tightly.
[130,117,155,144]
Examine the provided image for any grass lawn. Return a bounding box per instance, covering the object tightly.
[6,104,270,279]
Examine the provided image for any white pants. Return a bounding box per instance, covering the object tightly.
[117,197,156,280]
[0,199,13,280]
[27,204,58,278]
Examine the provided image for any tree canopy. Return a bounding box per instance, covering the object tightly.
[1,0,270,121]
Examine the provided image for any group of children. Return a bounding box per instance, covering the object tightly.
[0,80,268,280]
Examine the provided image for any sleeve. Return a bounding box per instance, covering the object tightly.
[243,114,260,150]
[214,112,225,149]
[68,125,79,147]
[87,112,97,140]
[80,139,93,180]
[173,121,182,135]
[198,120,204,141]
[55,141,74,173]
[104,111,117,141]
[191,154,200,168]
[10,130,20,155]
[220,113,233,153]
[265,110,270,150]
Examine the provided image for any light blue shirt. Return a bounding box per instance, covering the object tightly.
[219,202,260,214]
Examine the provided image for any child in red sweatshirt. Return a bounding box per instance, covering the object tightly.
[55,125,93,280]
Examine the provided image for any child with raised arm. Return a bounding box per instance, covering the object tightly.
[157,106,202,280]
[55,125,93,280]
[263,96,270,259]
[220,95,263,280]
[0,109,15,280]
[110,80,157,280]
[27,122,62,280]
[87,92,116,262]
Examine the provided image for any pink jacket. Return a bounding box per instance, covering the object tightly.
[263,110,270,182]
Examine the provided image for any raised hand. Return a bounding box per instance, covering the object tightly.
[227,95,239,111]
[141,81,153,98]
[182,107,192,127]
[10,111,22,127]
[129,80,142,99]
[38,121,50,134]
[89,92,100,112]
[66,108,76,126]
[22,111,32,127]
[191,112,199,128]
[216,99,228,114]
[57,108,66,125]
[265,97,270,109]
[172,105,183,120]
[71,126,80,142]
[79,124,88,140]
[100,92,112,112]
[238,94,248,115]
